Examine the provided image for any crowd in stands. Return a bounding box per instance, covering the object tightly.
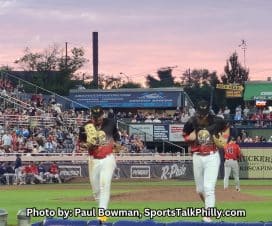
[0,155,62,186]
[0,76,272,156]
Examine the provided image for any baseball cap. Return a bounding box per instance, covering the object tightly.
[196,100,209,117]
[91,105,104,118]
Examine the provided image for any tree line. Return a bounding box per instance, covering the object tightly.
[0,45,249,112]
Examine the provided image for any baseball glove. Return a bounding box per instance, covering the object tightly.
[213,132,227,149]
[85,124,99,145]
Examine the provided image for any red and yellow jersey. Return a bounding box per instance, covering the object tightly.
[224,143,241,160]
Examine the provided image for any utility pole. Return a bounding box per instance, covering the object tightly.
[65,42,68,70]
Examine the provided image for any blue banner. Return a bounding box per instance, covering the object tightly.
[69,90,182,108]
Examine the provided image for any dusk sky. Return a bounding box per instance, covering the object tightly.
[1,0,272,83]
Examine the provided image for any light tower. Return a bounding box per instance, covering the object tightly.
[239,39,247,67]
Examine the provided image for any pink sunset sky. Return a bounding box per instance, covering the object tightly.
[1,0,272,84]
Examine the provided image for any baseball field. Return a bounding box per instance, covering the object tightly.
[1,179,272,226]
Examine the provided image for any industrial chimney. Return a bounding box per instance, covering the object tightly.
[92,32,98,88]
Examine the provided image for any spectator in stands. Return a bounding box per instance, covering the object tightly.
[268,136,272,142]
[243,105,250,120]
[144,115,153,123]
[131,115,138,123]
[48,162,62,183]
[188,106,195,117]
[217,108,224,119]
[243,136,253,143]
[223,106,230,120]
[130,135,145,153]
[180,111,190,124]
[108,109,115,119]
[1,131,12,153]
[152,116,161,123]
[44,137,57,153]
[234,105,243,121]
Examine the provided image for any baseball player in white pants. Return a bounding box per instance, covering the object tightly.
[79,106,119,224]
[183,100,229,222]
[193,151,221,209]
[88,153,116,209]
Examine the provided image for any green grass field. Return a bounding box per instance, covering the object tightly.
[1,179,272,226]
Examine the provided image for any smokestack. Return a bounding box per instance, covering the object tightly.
[92,32,98,88]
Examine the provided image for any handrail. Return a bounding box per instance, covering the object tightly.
[0,92,45,113]
[2,71,90,109]
[0,152,192,162]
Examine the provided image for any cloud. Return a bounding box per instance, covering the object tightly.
[0,0,17,14]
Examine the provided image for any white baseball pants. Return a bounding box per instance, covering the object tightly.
[193,151,220,209]
[88,154,116,209]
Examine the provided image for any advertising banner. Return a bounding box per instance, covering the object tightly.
[153,125,169,141]
[129,124,185,142]
[129,124,153,142]
[59,165,82,177]
[169,124,184,142]
[70,91,182,108]
[239,148,272,178]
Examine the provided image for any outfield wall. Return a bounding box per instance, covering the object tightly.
[1,147,272,179]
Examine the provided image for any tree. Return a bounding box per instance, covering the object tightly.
[221,52,249,84]
[14,45,88,95]
[87,74,142,89]
[180,69,224,112]
[180,69,220,88]
[146,68,177,88]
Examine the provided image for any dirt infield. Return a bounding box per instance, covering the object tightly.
[111,185,267,202]
[1,182,270,202]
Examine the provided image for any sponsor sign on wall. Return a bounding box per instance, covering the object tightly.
[59,165,82,177]
[239,149,272,178]
[129,124,153,142]
[160,163,188,179]
[129,124,185,142]
[169,124,184,142]
[130,166,151,179]
[153,125,169,141]
[70,91,182,108]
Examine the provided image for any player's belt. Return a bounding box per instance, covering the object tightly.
[195,150,217,156]
[90,144,113,159]
[225,158,237,160]
[192,144,217,155]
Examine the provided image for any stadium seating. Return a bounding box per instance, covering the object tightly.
[87,220,113,225]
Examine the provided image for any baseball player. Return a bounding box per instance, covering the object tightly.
[79,106,119,224]
[223,137,242,191]
[183,100,229,222]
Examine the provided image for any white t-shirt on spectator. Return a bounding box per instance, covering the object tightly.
[2,134,12,146]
